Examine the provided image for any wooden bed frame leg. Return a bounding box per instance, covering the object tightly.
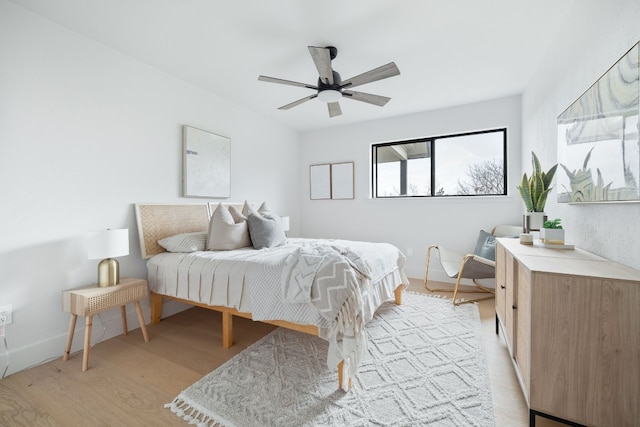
[150,292,163,324]
[337,360,353,390]
[394,285,403,305]
[222,311,233,349]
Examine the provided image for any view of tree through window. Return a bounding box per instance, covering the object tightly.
[371,128,506,198]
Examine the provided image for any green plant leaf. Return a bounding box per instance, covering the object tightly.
[531,173,545,210]
[518,185,534,211]
[542,164,557,190]
[517,173,534,211]
[535,188,551,212]
[543,218,562,229]
[532,152,542,177]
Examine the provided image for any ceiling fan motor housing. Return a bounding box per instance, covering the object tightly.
[317,71,342,102]
[326,46,338,60]
[317,70,342,91]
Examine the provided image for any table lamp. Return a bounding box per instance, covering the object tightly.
[88,229,129,287]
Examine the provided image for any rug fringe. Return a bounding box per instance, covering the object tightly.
[165,396,235,427]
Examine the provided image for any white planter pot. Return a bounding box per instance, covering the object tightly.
[523,212,547,232]
[540,228,565,244]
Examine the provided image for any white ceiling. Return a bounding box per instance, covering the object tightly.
[10,0,576,132]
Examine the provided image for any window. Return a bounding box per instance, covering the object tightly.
[371,128,507,198]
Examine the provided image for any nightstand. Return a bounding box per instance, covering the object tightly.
[62,277,150,371]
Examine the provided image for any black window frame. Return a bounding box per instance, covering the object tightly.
[371,128,507,198]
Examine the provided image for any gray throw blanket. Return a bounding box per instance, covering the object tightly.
[281,242,372,389]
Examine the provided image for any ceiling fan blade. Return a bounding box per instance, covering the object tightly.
[258,75,317,90]
[278,94,318,110]
[340,62,400,89]
[328,102,342,118]
[308,46,334,85]
[342,90,391,107]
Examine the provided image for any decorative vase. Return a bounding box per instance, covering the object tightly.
[540,228,565,245]
[523,212,547,233]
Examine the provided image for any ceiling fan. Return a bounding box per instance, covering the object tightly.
[258,46,400,118]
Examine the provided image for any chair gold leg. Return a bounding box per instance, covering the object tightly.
[472,279,496,294]
[451,274,464,305]
[424,245,460,292]
[452,256,495,306]
[424,245,438,292]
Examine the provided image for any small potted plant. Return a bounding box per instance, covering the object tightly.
[540,218,564,244]
[517,152,557,232]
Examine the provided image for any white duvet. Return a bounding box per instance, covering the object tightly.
[147,237,408,386]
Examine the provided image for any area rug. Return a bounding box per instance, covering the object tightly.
[166,292,494,426]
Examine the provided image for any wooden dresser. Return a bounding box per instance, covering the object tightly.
[495,238,640,427]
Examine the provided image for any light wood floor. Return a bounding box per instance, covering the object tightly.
[0,279,563,426]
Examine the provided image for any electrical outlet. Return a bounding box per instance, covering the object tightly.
[0,304,12,325]
[406,247,413,257]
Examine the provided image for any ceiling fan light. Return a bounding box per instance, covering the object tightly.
[318,89,342,103]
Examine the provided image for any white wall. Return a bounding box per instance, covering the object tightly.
[300,95,524,279]
[522,0,640,269]
[3,0,638,377]
[0,2,300,375]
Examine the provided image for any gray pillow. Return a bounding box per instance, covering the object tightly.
[247,212,286,249]
[473,230,496,261]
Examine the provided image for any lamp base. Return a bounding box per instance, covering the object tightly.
[97,258,120,287]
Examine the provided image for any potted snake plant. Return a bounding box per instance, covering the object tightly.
[517,152,557,232]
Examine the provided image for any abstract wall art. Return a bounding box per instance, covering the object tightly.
[183,125,231,198]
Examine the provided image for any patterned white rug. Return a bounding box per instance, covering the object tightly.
[166,292,494,426]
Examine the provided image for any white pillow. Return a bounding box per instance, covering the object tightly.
[258,201,271,213]
[241,200,270,217]
[229,205,247,223]
[206,203,252,250]
[158,232,206,253]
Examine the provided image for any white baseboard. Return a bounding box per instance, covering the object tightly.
[0,298,192,377]
[0,274,488,377]
[405,266,453,284]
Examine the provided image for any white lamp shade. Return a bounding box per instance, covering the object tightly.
[280,216,290,232]
[88,229,129,260]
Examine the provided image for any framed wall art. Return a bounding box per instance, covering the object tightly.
[557,41,639,203]
[330,162,354,200]
[183,125,231,198]
[309,162,355,200]
[310,164,331,200]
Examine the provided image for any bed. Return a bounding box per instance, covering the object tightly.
[134,203,408,389]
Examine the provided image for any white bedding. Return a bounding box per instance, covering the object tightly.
[147,237,408,385]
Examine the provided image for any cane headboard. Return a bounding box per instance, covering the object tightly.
[135,203,210,259]
[134,202,246,259]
